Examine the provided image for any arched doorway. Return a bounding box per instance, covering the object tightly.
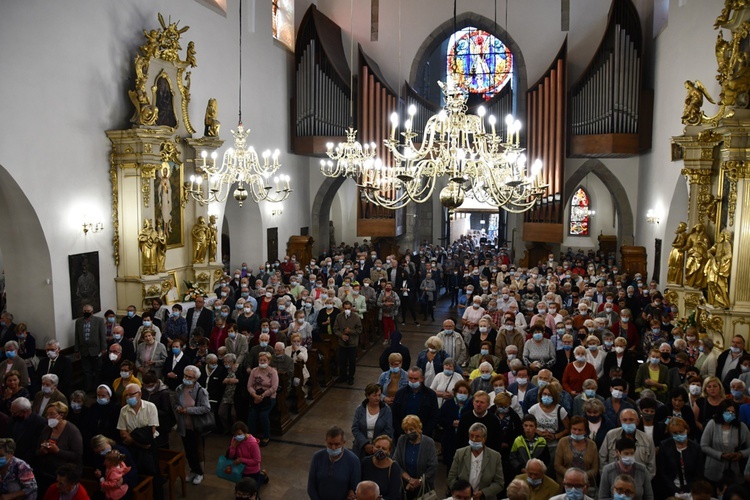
[311,176,346,257]
[564,159,635,247]
[0,164,55,339]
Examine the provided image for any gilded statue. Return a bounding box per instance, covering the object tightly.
[191,216,209,264]
[681,81,715,126]
[207,214,218,263]
[204,98,221,137]
[667,222,688,285]
[138,219,160,275]
[684,223,711,289]
[706,230,733,308]
[715,0,748,27]
[155,226,167,273]
[186,41,197,67]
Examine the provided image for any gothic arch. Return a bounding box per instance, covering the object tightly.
[564,159,635,246]
[409,12,528,118]
[0,163,55,341]
[311,176,346,257]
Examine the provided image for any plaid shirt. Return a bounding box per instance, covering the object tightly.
[0,456,37,497]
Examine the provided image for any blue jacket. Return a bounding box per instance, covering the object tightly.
[416,349,464,376]
[307,448,361,500]
[392,385,439,438]
[351,401,394,458]
[378,370,409,397]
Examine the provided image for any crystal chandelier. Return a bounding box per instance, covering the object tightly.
[186,0,291,207]
[320,0,373,180]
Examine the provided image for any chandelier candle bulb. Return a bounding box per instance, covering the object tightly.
[489,115,496,136]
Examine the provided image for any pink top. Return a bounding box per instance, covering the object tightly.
[101,462,132,500]
[226,434,262,474]
[247,367,279,399]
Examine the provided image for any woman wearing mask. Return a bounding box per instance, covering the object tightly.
[522,325,555,375]
[246,352,278,447]
[438,381,472,471]
[36,402,83,493]
[236,303,260,344]
[528,382,570,466]
[700,400,750,486]
[289,311,313,350]
[393,416,437,499]
[554,416,600,497]
[635,348,670,403]
[602,337,637,392]
[173,365,212,485]
[360,435,402,500]
[468,316,497,358]
[351,384,394,459]
[655,417,704,497]
[416,337,450,388]
[695,376,726,429]
[430,358,464,408]
[135,329,167,380]
[226,422,267,486]
[598,437,654,500]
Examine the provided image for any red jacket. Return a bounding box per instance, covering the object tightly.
[44,484,91,500]
[562,361,598,395]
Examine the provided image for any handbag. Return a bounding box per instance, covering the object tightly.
[216,454,245,483]
[409,476,438,500]
[192,410,216,434]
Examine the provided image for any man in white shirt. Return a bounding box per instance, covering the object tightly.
[549,467,595,500]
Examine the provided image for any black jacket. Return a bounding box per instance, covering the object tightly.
[198,364,227,403]
[163,351,194,390]
[185,307,214,336]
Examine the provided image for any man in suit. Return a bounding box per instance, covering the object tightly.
[9,397,46,467]
[716,335,748,383]
[31,373,68,416]
[186,296,213,337]
[0,312,17,346]
[163,338,193,390]
[119,304,142,340]
[74,303,107,392]
[108,325,135,362]
[198,353,226,431]
[36,340,73,397]
[448,422,505,500]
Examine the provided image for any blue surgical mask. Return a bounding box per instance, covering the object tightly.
[620,455,635,466]
[570,432,585,442]
[537,380,549,389]
[99,447,112,456]
[107,317,116,324]
[234,434,246,442]
[731,389,744,399]
[97,397,110,406]
[480,373,491,381]
[5,351,15,359]
[113,334,122,341]
[260,341,268,348]
[126,396,138,407]
[480,349,489,356]
[672,433,688,443]
[532,333,543,342]
[408,381,421,390]
[723,411,736,423]
[541,395,554,405]
[565,486,585,500]
[584,389,596,398]
[613,494,632,500]
[527,477,542,487]
[456,393,468,402]
[622,423,636,434]
[0,457,8,468]
[468,440,483,450]
[182,378,194,386]
[389,366,401,374]
[127,311,135,318]
[326,447,343,457]
[563,345,573,351]
[172,311,180,317]
[172,347,181,355]
[142,321,152,328]
[443,369,454,377]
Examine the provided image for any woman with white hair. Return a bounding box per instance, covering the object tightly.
[32,373,68,416]
[173,364,212,485]
[470,362,496,394]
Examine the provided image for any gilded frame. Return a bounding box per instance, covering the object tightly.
[154,140,184,248]
[166,270,181,304]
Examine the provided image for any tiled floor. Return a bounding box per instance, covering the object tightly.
[185,298,458,499]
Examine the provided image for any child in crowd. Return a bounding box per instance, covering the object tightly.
[100,450,132,500]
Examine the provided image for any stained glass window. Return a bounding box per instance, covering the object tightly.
[569,187,590,236]
[447,27,513,101]
[272,0,294,51]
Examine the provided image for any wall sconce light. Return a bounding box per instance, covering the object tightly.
[271,206,283,217]
[83,221,104,235]
[646,209,660,224]
[479,219,486,225]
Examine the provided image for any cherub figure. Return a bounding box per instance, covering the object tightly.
[682,80,716,126]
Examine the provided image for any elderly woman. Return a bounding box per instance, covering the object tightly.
[351,383,394,459]
[490,374,523,417]
[448,422,505,500]
[0,371,29,416]
[173,364,212,485]
[289,311,313,350]
[89,434,139,492]
[247,352,278,447]
[416,336,451,388]
[470,361,496,394]
[528,382,570,465]
[113,360,141,404]
[655,417,704,497]
[32,373,68,416]
[86,384,121,443]
[700,399,750,485]
[430,358,463,408]
[438,380,472,471]
[0,438,37,498]
[554,416,600,496]
[468,316,497,357]
[135,328,167,380]
[36,401,83,493]
[0,341,29,388]
[419,272,437,322]
[285,333,310,388]
[66,390,88,432]
[360,435,403,500]
[635,348,670,403]
[523,325,555,374]
[582,396,611,448]
[563,346,598,397]
[394,415,438,499]
[695,375,726,430]
[583,334,605,378]
[378,353,408,405]
[696,337,718,377]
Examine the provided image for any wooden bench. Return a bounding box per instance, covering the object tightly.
[292,360,308,412]
[81,468,154,500]
[306,348,322,398]
[158,448,188,500]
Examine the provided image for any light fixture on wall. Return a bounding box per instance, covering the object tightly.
[271,205,283,217]
[186,0,291,207]
[82,220,104,235]
[646,209,660,224]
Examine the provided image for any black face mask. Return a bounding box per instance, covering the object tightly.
[83,312,92,319]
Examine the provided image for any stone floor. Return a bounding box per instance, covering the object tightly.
[183,298,458,499]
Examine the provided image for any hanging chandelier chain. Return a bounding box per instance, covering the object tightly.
[239,0,243,124]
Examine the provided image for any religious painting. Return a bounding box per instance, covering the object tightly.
[155,73,178,128]
[69,251,101,319]
[154,141,184,248]
[447,27,513,101]
[569,187,591,236]
[165,270,181,304]
[716,166,733,241]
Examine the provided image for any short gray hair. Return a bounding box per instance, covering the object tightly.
[4,341,18,351]
[565,467,589,486]
[526,457,547,473]
[469,422,488,438]
[183,365,200,378]
[223,353,237,364]
[10,397,31,411]
[206,354,218,363]
[41,374,59,386]
[45,339,60,349]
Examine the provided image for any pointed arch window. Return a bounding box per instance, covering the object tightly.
[569,187,591,236]
[446,27,513,101]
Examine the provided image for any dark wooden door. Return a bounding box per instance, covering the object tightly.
[267,228,278,263]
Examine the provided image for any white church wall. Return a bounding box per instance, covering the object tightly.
[636,0,720,284]
[0,0,309,347]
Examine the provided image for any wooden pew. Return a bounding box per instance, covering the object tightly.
[307,348,321,398]
[158,448,188,500]
[81,467,154,500]
[271,371,292,433]
[293,360,308,412]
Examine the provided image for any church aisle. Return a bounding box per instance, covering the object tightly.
[190,298,457,499]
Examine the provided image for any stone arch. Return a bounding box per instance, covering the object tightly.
[311,176,346,256]
[0,164,55,340]
[564,159,635,246]
[409,12,528,119]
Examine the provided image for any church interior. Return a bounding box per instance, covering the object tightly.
[2,0,750,498]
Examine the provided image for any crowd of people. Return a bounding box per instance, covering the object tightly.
[0,237,749,499]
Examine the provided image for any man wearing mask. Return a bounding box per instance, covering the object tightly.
[74,304,107,393]
[108,325,135,362]
[186,296,213,337]
[437,320,468,367]
[9,397,46,466]
[307,427,360,500]
[119,304,142,340]
[333,301,362,385]
[598,408,656,479]
[36,340,73,397]
[391,367,439,438]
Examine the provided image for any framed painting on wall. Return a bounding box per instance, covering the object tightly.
[69,251,101,319]
[154,140,184,248]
